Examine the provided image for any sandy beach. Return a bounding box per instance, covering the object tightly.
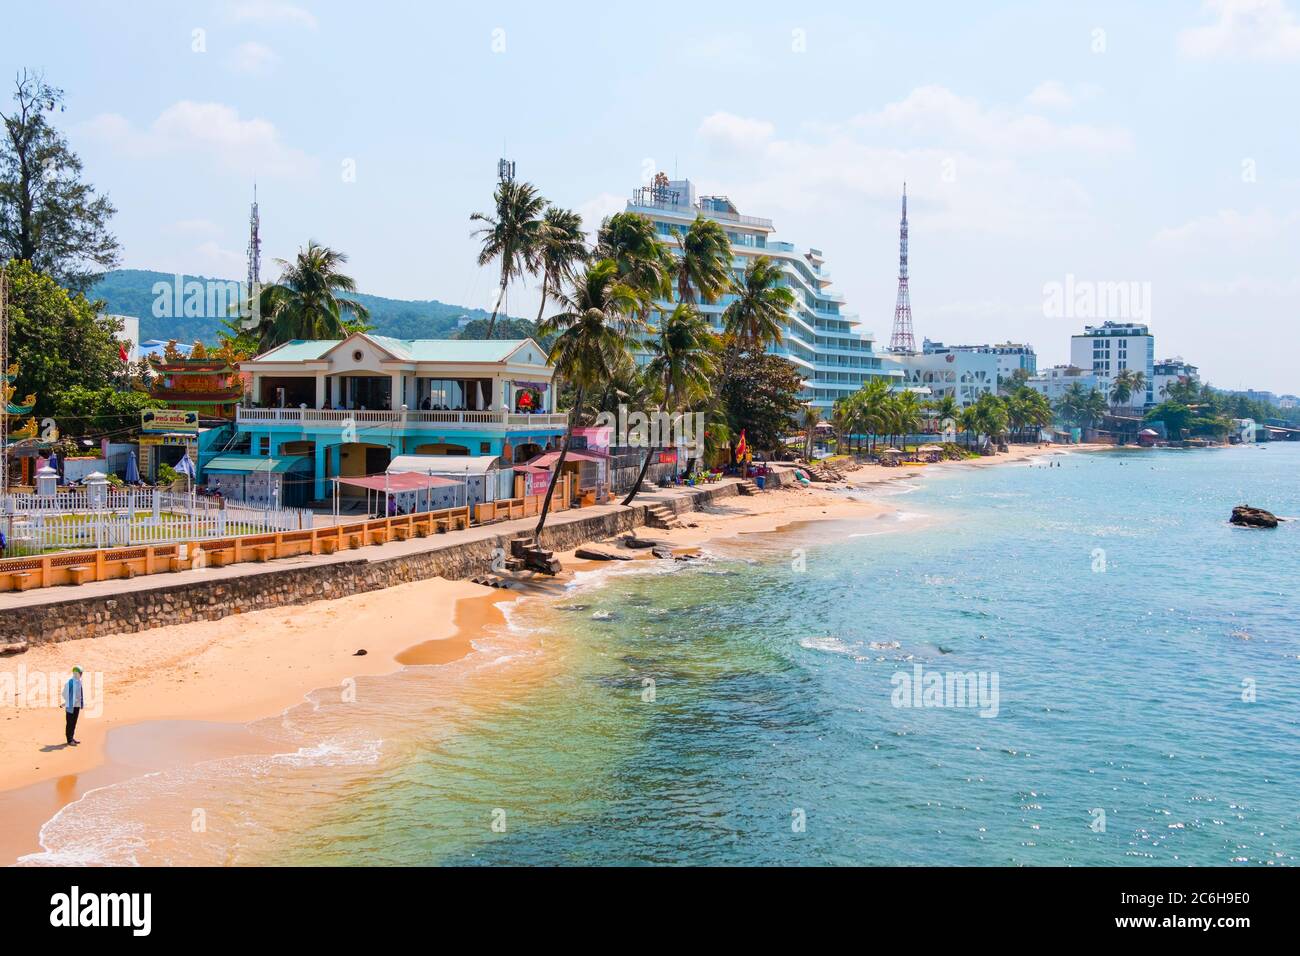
[0,442,1093,864]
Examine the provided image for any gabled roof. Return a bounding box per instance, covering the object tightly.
[252,332,546,365]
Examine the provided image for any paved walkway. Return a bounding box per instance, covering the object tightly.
[0,480,740,612]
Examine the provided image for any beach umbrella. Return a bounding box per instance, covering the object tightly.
[125,451,140,484]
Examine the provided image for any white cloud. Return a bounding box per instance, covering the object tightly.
[228,40,278,75]
[847,85,1130,153]
[698,112,775,153]
[82,101,315,178]
[1024,80,1101,110]
[1153,208,1295,247]
[1178,0,1300,60]
[224,0,318,29]
[576,192,625,239]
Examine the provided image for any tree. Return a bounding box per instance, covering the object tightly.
[454,315,555,350]
[50,385,164,436]
[596,211,673,312]
[928,394,960,437]
[252,241,370,350]
[672,215,732,306]
[3,258,124,417]
[718,346,803,458]
[1109,369,1145,411]
[0,70,120,292]
[801,403,819,460]
[622,302,720,504]
[1145,400,1192,440]
[534,206,588,323]
[722,255,794,349]
[534,259,646,537]
[472,179,546,338]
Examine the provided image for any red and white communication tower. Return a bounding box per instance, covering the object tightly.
[888,183,916,353]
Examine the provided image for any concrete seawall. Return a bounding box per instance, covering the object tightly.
[0,483,741,646]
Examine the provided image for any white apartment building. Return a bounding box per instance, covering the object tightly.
[921,339,1037,387]
[887,346,998,406]
[1025,364,1100,403]
[625,176,901,414]
[1153,357,1199,401]
[1069,321,1155,407]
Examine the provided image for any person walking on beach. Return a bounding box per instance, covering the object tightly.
[64,666,84,746]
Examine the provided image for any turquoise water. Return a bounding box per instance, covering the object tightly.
[25,445,1300,865]
[284,444,1299,866]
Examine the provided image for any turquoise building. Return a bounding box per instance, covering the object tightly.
[225,333,567,502]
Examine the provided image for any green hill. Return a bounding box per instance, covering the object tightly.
[89,269,526,344]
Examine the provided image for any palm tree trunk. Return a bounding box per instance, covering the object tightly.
[622,441,657,505]
[535,273,549,324]
[534,384,583,539]
[486,266,508,339]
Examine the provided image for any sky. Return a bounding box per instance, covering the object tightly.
[3,0,1298,392]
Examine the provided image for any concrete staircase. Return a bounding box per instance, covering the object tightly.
[736,478,762,496]
[644,502,685,530]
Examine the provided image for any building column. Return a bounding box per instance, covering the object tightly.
[315,374,326,409]
[314,442,327,500]
[391,372,404,410]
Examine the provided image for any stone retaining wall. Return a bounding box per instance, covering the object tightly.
[1,483,741,646]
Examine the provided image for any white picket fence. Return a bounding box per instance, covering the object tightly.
[2,488,220,516]
[2,504,308,556]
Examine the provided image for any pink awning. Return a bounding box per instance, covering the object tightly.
[337,472,462,492]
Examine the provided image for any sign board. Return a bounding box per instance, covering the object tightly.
[141,409,199,434]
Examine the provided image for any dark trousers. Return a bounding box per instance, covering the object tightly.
[65,707,80,744]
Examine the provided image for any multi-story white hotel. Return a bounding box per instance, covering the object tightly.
[1069,321,1155,407]
[1153,357,1199,401]
[624,176,900,414]
[888,345,998,406]
[1025,364,1100,403]
[921,339,1037,387]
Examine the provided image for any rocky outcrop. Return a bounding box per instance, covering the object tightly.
[1230,505,1280,529]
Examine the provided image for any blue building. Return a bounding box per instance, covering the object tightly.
[225,333,567,501]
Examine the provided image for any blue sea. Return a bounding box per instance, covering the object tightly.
[24,444,1300,865]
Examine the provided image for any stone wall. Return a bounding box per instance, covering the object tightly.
[1,483,740,646]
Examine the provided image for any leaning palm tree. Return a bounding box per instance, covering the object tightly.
[534,259,648,537]
[471,179,547,338]
[722,255,794,349]
[673,215,733,306]
[855,378,892,455]
[622,302,721,504]
[255,240,370,350]
[534,206,589,323]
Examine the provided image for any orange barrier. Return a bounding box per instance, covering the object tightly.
[0,475,582,594]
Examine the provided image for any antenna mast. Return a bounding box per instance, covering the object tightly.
[888,183,916,353]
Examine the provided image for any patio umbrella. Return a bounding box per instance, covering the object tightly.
[125,451,140,484]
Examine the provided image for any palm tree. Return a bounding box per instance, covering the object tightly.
[471,179,547,338]
[534,206,588,323]
[894,390,924,451]
[254,240,370,350]
[801,403,819,460]
[958,405,980,449]
[722,255,794,349]
[673,215,732,305]
[928,394,960,439]
[596,212,673,307]
[534,259,647,537]
[622,302,720,504]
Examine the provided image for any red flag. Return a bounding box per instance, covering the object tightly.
[118,343,129,362]
[735,429,747,463]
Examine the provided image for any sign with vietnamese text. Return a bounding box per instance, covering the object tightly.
[141,408,199,434]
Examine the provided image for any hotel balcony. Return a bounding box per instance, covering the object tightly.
[236,407,569,430]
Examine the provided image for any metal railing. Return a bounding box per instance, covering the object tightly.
[237,407,569,428]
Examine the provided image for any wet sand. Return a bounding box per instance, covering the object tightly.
[0,442,1094,864]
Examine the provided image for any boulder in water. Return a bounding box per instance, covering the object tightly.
[1230,505,1279,529]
